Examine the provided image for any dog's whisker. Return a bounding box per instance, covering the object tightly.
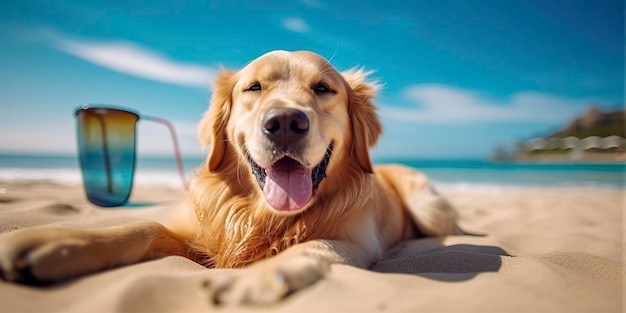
[326,41,340,64]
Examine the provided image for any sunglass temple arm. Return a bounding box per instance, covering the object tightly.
[143,116,188,189]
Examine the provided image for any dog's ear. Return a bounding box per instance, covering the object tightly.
[342,69,382,174]
[198,70,236,172]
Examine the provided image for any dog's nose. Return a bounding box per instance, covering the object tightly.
[262,108,309,145]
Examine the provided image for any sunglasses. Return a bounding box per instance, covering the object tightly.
[75,105,187,207]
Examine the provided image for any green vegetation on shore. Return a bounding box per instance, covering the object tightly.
[494,106,625,162]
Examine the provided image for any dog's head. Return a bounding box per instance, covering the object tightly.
[198,50,381,215]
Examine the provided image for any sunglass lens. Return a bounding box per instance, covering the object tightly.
[76,108,139,207]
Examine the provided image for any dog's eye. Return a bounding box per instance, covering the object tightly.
[245,82,262,92]
[312,82,334,95]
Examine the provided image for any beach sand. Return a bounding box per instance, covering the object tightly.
[0,182,623,312]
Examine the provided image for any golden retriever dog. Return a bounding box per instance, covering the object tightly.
[0,50,462,305]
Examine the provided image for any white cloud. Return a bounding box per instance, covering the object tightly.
[39,29,216,88]
[281,17,311,33]
[380,84,595,124]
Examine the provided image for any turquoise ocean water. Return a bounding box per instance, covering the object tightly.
[0,154,623,190]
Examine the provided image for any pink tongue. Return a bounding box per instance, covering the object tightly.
[263,159,312,211]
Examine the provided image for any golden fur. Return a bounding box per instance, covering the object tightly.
[0,50,462,305]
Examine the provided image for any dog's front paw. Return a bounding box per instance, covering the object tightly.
[0,228,92,284]
[204,254,331,306]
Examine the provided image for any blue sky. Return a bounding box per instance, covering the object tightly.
[0,0,623,160]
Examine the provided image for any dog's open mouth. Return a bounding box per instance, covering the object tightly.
[248,143,333,212]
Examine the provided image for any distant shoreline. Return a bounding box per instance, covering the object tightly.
[506,151,625,164]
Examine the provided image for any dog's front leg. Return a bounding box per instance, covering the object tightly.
[0,221,194,284]
[206,239,376,306]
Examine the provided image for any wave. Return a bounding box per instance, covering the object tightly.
[0,167,82,185]
[1,167,621,192]
[0,167,187,189]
